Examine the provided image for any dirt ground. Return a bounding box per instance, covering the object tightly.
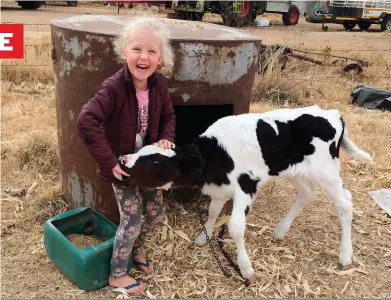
[1,0,171,30]
[2,0,391,50]
[1,1,391,299]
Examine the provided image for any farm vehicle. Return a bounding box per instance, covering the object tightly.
[16,1,77,10]
[170,1,306,26]
[322,0,391,32]
[105,0,307,27]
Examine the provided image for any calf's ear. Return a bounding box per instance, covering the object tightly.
[178,156,205,175]
[113,154,132,181]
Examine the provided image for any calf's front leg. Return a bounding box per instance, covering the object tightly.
[228,189,255,281]
[195,197,227,246]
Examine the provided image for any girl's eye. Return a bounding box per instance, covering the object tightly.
[132,48,141,51]
[149,50,156,53]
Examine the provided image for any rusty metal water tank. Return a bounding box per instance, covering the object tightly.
[51,15,262,224]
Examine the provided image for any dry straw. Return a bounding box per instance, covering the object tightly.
[1,19,391,299]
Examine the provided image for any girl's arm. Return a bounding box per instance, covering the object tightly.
[158,87,176,143]
[77,85,118,171]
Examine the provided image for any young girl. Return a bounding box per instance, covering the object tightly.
[77,17,175,294]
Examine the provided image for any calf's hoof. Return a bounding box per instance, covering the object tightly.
[339,249,353,268]
[342,263,353,270]
[272,222,290,240]
[247,274,256,284]
[194,233,208,246]
[272,229,285,241]
[241,266,255,282]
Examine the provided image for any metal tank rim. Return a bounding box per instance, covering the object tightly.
[50,14,262,43]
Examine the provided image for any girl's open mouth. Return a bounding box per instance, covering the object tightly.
[136,64,149,72]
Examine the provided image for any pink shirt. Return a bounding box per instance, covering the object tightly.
[135,89,149,152]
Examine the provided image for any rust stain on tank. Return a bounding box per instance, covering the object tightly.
[51,15,261,223]
[227,50,236,58]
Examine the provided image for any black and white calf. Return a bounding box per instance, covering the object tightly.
[115,105,373,281]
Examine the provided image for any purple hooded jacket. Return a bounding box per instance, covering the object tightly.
[77,64,176,184]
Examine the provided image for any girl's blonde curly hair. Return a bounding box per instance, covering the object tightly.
[114,17,174,78]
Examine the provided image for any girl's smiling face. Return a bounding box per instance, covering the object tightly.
[123,28,162,90]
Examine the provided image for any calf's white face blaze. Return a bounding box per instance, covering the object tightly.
[130,144,176,167]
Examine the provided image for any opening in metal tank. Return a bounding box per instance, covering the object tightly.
[173,104,234,146]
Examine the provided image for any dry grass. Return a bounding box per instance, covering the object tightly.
[253,44,391,109]
[67,234,105,249]
[2,33,53,84]
[1,35,68,232]
[254,46,303,106]
[1,26,391,299]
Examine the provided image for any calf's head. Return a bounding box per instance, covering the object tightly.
[114,144,205,189]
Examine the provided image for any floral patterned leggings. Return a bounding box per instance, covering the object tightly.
[110,183,164,279]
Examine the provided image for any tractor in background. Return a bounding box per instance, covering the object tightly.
[169,1,306,26]
[16,1,77,9]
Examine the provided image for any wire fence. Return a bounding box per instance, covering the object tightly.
[4,18,391,37]
[2,22,391,82]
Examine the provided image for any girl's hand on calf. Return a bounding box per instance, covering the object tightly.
[112,163,130,177]
[157,139,175,150]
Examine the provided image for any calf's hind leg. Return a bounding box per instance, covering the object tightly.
[273,176,316,240]
[316,174,353,268]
